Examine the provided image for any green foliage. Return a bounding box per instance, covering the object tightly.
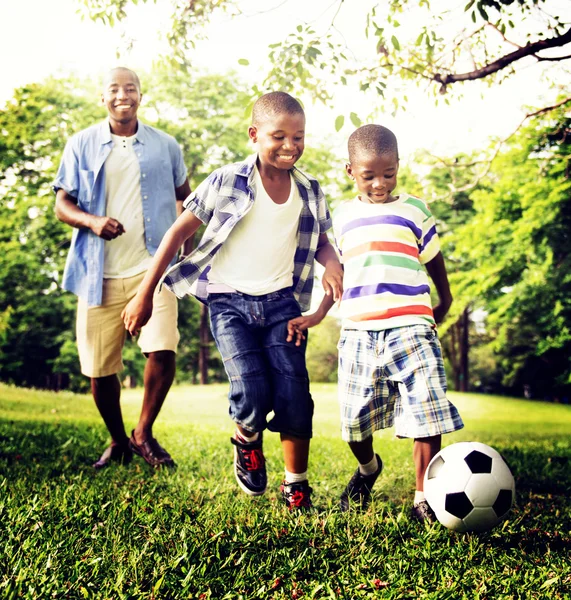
[444,106,571,397]
[0,78,105,389]
[305,317,341,383]
[1,383,570,598]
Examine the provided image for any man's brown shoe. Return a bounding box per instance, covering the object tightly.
[129,431,175,468]
[93,443,133,469]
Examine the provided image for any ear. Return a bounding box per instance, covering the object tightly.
[248,125,258,144]
[345,163,354,179]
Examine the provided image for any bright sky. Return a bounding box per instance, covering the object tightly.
[2,0,570,160]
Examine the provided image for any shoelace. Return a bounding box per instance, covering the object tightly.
[240,447,264,471]
[288,489,311,508]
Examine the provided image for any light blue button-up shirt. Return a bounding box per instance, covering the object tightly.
[54,120,187,306]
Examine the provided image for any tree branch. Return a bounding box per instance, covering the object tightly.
[433,26,571,87]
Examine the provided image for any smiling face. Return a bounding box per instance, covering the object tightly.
[249,112,305,173]
[346,151,400,204]
[101,68,142,131]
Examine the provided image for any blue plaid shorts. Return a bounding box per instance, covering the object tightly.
[337,325,464,441]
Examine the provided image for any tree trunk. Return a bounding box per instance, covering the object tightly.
[459,306,470,392]
[198,303,209,385]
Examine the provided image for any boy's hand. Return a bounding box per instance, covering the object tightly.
[286,313,323,346]
[322,261,344,303]
[121,293,153,336]
[432,301,451,325]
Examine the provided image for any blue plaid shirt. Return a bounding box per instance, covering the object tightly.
[163,154,332,312]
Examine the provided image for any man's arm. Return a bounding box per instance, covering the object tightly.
[122,209,204,335]
[315,232,343,302]
[55,188,125,240]
[425,251,453,324]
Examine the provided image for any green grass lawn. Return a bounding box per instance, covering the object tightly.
[1,383,569,599]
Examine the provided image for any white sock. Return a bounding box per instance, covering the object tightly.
[236,429,259,443]
[359,455,379,476]
[284,469,308,484]
[414,490,425,505]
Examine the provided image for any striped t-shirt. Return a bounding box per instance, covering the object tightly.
[333,194,440,331]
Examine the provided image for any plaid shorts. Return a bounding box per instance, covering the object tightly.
[337,325,464,441]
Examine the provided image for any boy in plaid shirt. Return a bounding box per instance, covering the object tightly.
[288,124,463,520]
[123,92,343,510]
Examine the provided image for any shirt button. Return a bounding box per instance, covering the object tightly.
[147,237,151,241]
[142,174,146,178]
[147,218,151,222]
[143,195,148,199]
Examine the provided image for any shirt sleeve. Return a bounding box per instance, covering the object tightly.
[312,180,332,233]
[53,137,80,197]
[169,138,188,188]
[419,206,441,265]
[182,169,223,224]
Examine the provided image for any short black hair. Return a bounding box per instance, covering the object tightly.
[348,124,399,163]
[103,67,141,91]
[252,91,305,125]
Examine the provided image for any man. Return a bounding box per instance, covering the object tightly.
[54,67,191,469]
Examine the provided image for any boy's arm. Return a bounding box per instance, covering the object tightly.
[122,210,203,335]
[425,251,453,324]
[175,179,195,256]
[315,232,343,302]
[286,293,335,346]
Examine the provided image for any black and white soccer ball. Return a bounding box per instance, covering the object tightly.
[424,442,515,532]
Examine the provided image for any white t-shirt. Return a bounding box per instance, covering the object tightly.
[208,166,302,295]
[103,134,152,278]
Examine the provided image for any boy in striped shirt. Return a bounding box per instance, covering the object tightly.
[287,124,463,521]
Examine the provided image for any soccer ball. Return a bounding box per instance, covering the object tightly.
[424,442,515,532]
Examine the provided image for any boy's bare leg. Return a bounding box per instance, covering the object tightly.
[348,437,375,465]
[280,434,310,474]
[413,435,441,491]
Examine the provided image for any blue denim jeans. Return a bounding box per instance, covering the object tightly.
[208,288,314,439]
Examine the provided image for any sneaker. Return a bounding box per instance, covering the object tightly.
[411,500,437,523]
[281,480,313,511]
[231,434,267,496]
[339,454,383,512]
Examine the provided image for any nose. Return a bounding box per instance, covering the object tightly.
[372,179,384,189]
[116,87,127,99]
[281,137,294,150]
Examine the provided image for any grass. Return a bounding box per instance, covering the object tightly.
[0,382,570,599]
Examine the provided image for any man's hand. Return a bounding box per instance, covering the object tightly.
[322,261,344,303]
[121,293,153,336]
[91,216,125,240]
[286,313,324,347]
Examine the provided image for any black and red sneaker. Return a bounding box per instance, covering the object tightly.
[230,434,267,496]
[280,480,313,511]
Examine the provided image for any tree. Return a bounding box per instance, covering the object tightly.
[78,1,571,118]
[442,103,571,397]
[0,78,105,390]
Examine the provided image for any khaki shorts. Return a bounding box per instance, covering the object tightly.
[76,272,179,378]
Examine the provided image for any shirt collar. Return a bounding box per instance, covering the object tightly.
[99,119,146,145]
[235,153,311,190]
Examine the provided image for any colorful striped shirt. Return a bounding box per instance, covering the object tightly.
[333,194,440,330]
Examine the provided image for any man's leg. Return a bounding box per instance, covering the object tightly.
[91,374,132,468]
[133,350,176,443]
[132,278,179,467]
[127,350,176,467]
[91,374,128,444]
